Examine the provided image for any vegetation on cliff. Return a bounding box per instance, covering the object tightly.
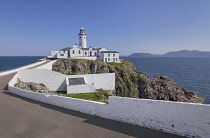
[52,59,204,103]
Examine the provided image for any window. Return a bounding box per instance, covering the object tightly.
[84,37,86,39]
[108,58,110,61]
[94,52,97,56]
[72,50,75,54]
[116,58,118,61]
[108,54,110,57]
[113,54,115,57]
[78,50,80,54]
[60,54,64,56]
[85,52,87,55]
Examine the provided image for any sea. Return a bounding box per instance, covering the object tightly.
[0,56,209,104]
[121,56,210,104]
[0,56,45,72]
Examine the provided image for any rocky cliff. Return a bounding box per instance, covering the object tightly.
[52,59,204,103]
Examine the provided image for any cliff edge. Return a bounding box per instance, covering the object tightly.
[52,59,204,103]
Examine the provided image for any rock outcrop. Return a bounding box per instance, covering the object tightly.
[143,76,204,103]
[14,78,56,95]
[52,59,205,103]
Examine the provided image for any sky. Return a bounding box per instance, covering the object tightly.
[0,0,210,56]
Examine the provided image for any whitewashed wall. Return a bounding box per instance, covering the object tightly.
[68,73,115,90]
[51,51,68,59]
[8,86,108,118]
[67,85,96,94]
[35,60,57,70]
[15,69,115,91]
[16,69,67,91]
[99,52,120,63]
[57,51,68,59]
[69,47,84,57]
[69,56,97,60]
[108,97,210,138]
[8,84,210,138]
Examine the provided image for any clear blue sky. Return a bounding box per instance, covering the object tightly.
[1,0,210,56]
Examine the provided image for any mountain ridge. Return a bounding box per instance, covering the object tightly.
[130,50,210,57]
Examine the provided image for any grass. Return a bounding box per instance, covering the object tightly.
[65,72,76,75]
[106,62,122,66]
[14,83,18,87]
[55,89,110,103]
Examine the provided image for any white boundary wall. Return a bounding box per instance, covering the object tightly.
[11,69,115,92]
[8,85,210,138]
[35,60,57,70]
[8,86,108,118]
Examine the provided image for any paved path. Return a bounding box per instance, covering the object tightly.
[0,63,185,138]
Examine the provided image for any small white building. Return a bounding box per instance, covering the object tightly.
[99,51,120,62]
[51,27,120,62]
[51,51,68,59]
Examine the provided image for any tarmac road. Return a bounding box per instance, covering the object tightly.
[0,62,185,138]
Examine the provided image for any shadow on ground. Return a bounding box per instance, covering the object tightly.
[3,92,186,138]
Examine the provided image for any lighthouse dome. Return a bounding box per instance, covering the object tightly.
[80,27,85,30]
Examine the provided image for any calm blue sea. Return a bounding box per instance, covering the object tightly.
[0,56,45,72]
[121,56,210,104]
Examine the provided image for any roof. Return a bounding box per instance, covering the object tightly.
[60,47,72,51]
[81,48,89,50]
[100,51,119,53]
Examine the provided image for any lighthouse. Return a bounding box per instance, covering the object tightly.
[78,27,87,48]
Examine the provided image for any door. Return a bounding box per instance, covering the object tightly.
[113,58,115,62]
[105,58,107,62]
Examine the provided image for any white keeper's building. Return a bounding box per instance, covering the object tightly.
[51,27,120,62]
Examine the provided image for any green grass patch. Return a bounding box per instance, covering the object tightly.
[14,83,18,87]
[106,62,122,66]
[63,93,100,101]
[65,72,76,75]
[55,89,110,103]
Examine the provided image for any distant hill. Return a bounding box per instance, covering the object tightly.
[130,50,210,57]
[164,50,210,57]
[130,53,154,57]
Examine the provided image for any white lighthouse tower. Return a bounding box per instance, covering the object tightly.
[78,27,87,48]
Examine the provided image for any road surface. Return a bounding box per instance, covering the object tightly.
[0,62,184,138]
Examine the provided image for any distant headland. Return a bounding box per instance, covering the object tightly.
[130,50,210,57]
